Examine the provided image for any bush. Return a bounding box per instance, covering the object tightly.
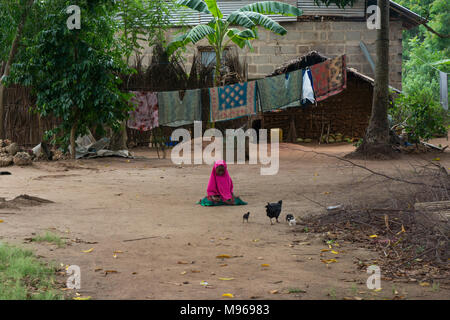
[389,87,448,143]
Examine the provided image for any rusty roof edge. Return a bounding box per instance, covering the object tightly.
[390,1,428,26]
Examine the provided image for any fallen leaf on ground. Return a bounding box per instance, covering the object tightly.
[419,282,430,287]
[269,290,278,294]
[200,281,208,286]
[369,235,378,238]
[82,248,94,253]
[180,271,187,275]
[73,296,91,300]
[0,219,4,223]
[261,264,270,267]
[104,270,118,275]
[321,249,330,252]
[113,254,117,259]
[191,270,201,273]
[321,259,338,264]
[216,254,231,259]
[177,261,189,264]
[331,250,339,254]
[220,264,228,267]
[113,250,123,253]
[222,293,234,298]
[218,277,234,281]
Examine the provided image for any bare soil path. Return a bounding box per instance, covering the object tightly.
[0,141,449,300]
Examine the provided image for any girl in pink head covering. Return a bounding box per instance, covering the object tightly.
[207,160,235,204]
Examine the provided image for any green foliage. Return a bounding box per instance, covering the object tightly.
[116,0,175,63]
[7,0,132,149]
[390,88,447,142]
[0,242,63,300]
[396,0,449,98]
[313,0,355,9]
[167,0,302,84]
[31,232,66,248]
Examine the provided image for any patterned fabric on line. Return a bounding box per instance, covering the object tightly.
[209,81,257,122]
[157,89,202,127]
[256,69,302,112]
[310,55,347,102]
[127,91,159,131]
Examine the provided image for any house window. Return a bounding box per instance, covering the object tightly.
[198,47,231,68]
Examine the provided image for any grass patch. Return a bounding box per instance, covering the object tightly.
[0,242,63,300]
[287,287,306,294]
[31,231,66,248]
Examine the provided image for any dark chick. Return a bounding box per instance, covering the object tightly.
[286,214,294,222]
[265,200,282,225]
[243,212,250,223]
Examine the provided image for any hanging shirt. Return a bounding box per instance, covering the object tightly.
[302,68,315,104]
[256,69,302,112]
[157,89,202,127]
[209,81,257,122]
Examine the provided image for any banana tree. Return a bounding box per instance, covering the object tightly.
[166,0,302,85]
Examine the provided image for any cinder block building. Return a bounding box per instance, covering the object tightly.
[138,0,425,90]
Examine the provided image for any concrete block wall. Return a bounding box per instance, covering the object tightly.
[245,20,403,89]
[134,20,404,90]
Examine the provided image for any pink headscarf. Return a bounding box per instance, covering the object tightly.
[207,160,233,201]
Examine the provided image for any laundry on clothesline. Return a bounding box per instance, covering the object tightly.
[310,55,347,102]
[127,91,159,131]
[302,68,315,105]
[256,69,302,112]
[157,89,202,127]
[209,81,258,122]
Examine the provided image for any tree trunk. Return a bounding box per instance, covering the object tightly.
[0,0,34,139]
[70,122,77,159]
[357,0,391,155]
[109,121,128,151]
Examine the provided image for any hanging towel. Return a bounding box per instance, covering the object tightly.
[256,69,302,112]
[127,91,159,131]
[302,68,315,104]
[209,81,257,122]
[310,55,347,102]
[157,89,202,127]
[439,71,448,111]
[310,59,330,102]
[328,54,347,97]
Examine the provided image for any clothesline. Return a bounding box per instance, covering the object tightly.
[127,55,348,131]
[410,53,448,74]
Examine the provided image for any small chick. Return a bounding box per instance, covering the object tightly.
[288,218,297,226]
[285,214,294,222]
[243,212,250,223]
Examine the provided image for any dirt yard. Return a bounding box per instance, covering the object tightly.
[0,140,449,300]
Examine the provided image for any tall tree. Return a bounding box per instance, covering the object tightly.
[358,0,391,152]
[316,0,392,155]
[9,0,133,157]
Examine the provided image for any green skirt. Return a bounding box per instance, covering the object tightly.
[197,196,247,206]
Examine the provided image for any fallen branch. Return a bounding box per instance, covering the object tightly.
[122,236,160,242]
[289,145,449,190]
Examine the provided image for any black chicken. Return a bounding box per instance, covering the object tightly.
[265,200,282,224]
